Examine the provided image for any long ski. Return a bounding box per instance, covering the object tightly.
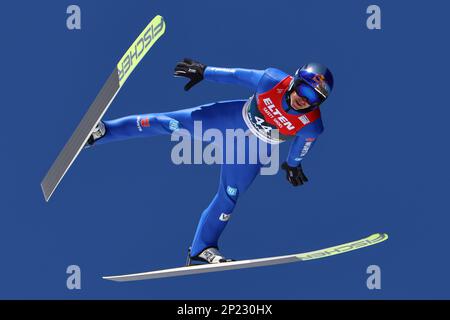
[41,15,166,201]
[103,233,388,282]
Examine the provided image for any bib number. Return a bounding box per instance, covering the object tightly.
[254,116,273,133]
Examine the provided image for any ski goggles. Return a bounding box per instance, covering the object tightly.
[294,80,325,107]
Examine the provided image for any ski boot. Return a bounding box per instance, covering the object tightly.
[186,247,235,266]
[85,121,106,148]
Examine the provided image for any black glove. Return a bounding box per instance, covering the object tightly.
[173,58,207,91]
[281,162,309,186]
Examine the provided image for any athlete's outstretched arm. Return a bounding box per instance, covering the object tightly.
[174,58,264,91]
[203,66,265,90]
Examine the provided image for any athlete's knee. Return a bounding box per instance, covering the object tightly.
[216,184,239,212]
[225,185,239,203]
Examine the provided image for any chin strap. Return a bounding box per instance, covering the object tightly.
[285,90,293,110]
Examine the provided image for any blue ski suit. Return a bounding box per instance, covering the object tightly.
[95,66,324,256]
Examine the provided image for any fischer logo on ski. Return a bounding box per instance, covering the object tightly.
[117,16,165,86]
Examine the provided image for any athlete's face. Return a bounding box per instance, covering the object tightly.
[290,91,311,110]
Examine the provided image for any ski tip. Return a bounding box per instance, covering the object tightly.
[367,232,389,243]
[375,232,389,240]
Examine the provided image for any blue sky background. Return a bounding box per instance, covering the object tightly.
[0,0,449,299]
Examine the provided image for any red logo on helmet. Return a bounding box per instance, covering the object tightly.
[311,74,328,97]
[313,74,325,84]
[140,118,150,127]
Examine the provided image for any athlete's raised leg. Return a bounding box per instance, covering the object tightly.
[87,100,247,146]
[91,113,182,146]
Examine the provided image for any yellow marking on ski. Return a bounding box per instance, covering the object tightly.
[117,15,166,87]
[296,233,388,261]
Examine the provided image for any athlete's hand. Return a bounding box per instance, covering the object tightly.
[173,58,207,91]
[281,162,309,186]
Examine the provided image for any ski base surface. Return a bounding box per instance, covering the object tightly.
[103,233,388,282]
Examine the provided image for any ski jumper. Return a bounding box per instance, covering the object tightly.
[94,66,324,256]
